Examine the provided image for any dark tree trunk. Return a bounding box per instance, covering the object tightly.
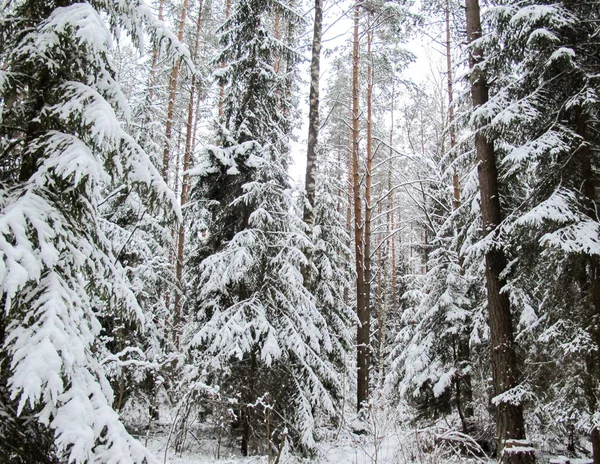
[465,0,533,460]
[351,1,369,412]
[577,112,600,464]
[303,0,322,227]
[592,427,600,464]
[241,350,257,456]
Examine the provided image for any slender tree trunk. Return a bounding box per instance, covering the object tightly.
[173,0,204,348]
[273,10,281,74]
[445,0,460,209]
[241,351,257,456]
[344,105,353,306]
[218,0,232,118]
[382,83,395,365]
[303,0,323,227]
[352,0,368,412]
[282,1,296,124]
[388,88,397,310]
[445,2,473,430]
[465,0,533,461]
[376,201,384,377]
[347,104,353,238]
[163,0,190,181]
[362,16,374,397]
[163,0,190,337]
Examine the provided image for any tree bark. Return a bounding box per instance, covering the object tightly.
[592,427,600,464]
[387,82,397,314]
[173,0,204,348]
[445,0,460,210]
[162,0,190,182]
[344,104,353,307]
[351,0,369,412]
[465,0,532,459]
[303,0,322,227]
[362,16,374,396]
[576,111,600,464]
[218,0,232,118]
[273,10,281,74]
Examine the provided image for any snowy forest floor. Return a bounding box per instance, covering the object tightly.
[145,423,485,464]
[145,426,594,464]
[136,407,594,464]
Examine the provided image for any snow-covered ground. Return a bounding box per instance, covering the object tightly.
[135,400,593,464]
[144,416,490,464]
[145,423,596,464]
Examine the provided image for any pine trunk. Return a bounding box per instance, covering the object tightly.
[303,0,322,227]
[162,0,190,181]
[388,84,397,312]
[445,0,460,209]
[344,105,353,306]
[173,1,204,347]
[362,19,374,396]
[218,0,232,118]
[465,0,533,459]
[352,1,368,412]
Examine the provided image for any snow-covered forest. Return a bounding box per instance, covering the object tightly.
[1,0,599,462]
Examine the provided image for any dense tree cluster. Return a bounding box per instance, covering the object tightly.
[1,0,599,462]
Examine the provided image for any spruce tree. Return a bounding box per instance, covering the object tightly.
[184,0,343,454]
[481,0,600,457]
[0,1,185,461]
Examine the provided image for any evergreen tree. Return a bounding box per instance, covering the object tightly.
[184,0,343,454]
[312,150,355,384]
[481,0,600,457]
[0,1,185,461]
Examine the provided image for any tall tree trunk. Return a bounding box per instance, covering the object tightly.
[388,87,397,310]
[446,0,472,431]
[465,0,533,461]
[344,105,353,306]
[173,0,204,348]
[163,0,190,337]
[362,16,374,397]
[376,201,384,378]
[303,0,322,227]
[218,0,232,118]
[352,0,368,412]
[445,0,460,209]
[577,112,600,464]
[273,10,281,74]
[162,0,190,181]
[282,1,296,125]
